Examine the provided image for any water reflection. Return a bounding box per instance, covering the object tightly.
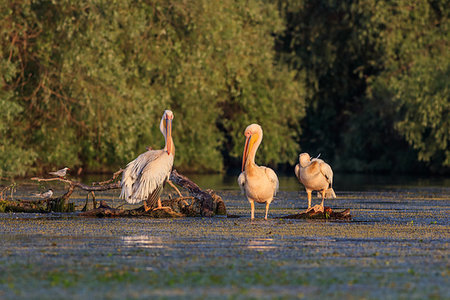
[121,235,165,249]
[247,238,277,251]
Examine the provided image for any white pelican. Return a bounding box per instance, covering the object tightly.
[120,110,175,211]
[294,153,336,212]
[49,167,70,178]
[238,124,279,220]
[33,189,54,199]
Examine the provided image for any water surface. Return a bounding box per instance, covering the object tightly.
[0,174,448,299]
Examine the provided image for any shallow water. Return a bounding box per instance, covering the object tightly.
[0,175,449,299]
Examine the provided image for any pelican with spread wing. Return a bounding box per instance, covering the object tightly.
[120,110,175,211]
[238,124,279,220]
[295,153,336,212]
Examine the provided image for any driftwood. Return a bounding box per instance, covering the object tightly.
[0,197,75,213]
[13,168,226,217]
[2,169,351,219]
[29,174,121,213]
[169,169,226,217]
[281,206,351,220]
[79,169,227,218]
[80,200,184,218]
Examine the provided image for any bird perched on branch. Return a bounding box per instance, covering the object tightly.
[33,189,53,199]
[295,153,336,213]
[49,167,70,178]
[238,124,279,220]
[120,110,175,211]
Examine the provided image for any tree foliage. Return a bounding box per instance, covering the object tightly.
[275,0,448,173]
[0,0,448,177]
[369,0,449,169]
[0,0,304,177]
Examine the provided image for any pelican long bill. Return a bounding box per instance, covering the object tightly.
[165,118,173,155]
[242,135,251,172]
[242,133,259,172]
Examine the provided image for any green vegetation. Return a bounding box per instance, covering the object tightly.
[0,0,448,177]
[275,0,448,173]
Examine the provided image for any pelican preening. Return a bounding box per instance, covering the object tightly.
[49,167,70,178]
[120,110,175,211]
[295,153,336,212]
[238,124,279,220]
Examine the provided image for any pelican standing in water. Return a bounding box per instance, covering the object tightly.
[120,110,175,211]
[294,153,336,212]
[238,124,279,220]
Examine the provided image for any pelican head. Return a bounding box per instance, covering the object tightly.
[299,153,311,168]
[242,124,263,172]
[160,110,174,155]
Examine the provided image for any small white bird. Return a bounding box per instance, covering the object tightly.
[295,153,336,212]
[33,189,54,199]
[49,167,70,178]
[238,124,279,220]
[120,110,175,211]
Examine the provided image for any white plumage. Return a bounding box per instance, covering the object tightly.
[295,153,336,212]
[120,150,174,204]
[33,189,54,199]
[120,110,175,210]
[238,124,279,220]
[49,167,70,177]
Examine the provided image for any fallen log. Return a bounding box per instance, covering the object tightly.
[79,200,184,218]
[0,198,75,213]
[30,176,120,213]
[169,169,226,217]
[19,169,227,217]
[281,207,351,220]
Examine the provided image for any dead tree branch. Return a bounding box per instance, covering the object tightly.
[31,177,120,191]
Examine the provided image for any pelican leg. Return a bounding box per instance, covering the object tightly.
[320,190,326,211]
[167,180,182,197]
[305,190,323,213]
[143,201,151,212]
[264,202,270,220]
[307,191,312,209]
[250,200,255,220]
[151,198,172,211]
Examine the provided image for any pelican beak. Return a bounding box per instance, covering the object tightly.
[165,118,173,155]
[242,135,252,172]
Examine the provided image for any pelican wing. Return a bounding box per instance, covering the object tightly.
[237,172,246,194]
[263,167,279,196]
[146,182,165,208]
[120,150,174,204]
[294,164,300,180]
[319,161,334,186]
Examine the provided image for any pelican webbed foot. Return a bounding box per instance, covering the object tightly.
[305,204,324,214]
[150,198,171,211]
[143,202,152,212]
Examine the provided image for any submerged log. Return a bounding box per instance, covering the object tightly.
[30,173,121,212]
[281,207,351,220]
[169,169,226,217]
[0,197,75,213]
[79,200,184,218]
[20,169,227,217]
